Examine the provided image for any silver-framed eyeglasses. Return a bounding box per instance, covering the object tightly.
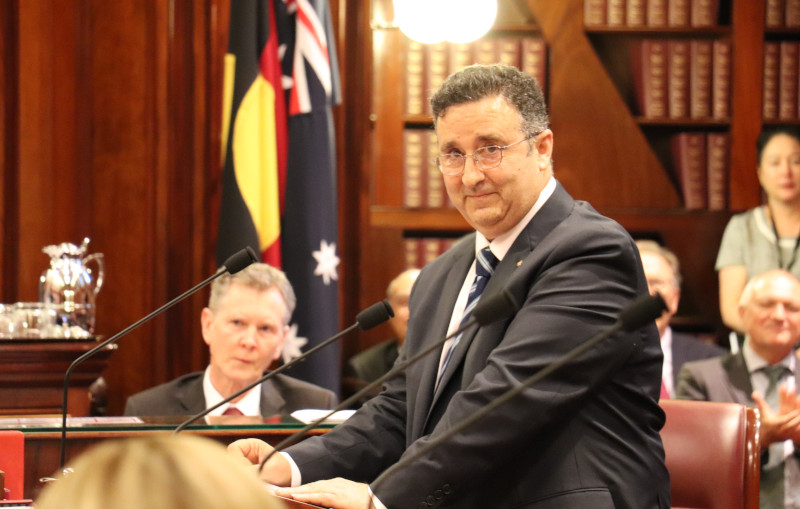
[435,136,536,176]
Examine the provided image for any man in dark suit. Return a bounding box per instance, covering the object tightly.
[230,64,669,509]
[677,269,800,509]
[124,263,335,417]
[635,240,726,397]
[344,268,420,404]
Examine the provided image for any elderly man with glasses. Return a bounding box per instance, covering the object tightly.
[231,64,670,509]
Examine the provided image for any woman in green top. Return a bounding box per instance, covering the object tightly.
[717,126,800,333]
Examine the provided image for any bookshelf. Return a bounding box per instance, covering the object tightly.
[762,0,800,126]
[349,0,782,356]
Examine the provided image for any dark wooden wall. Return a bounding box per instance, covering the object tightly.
[0,0,227,415]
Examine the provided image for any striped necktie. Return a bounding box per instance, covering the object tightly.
[436,246,499,390]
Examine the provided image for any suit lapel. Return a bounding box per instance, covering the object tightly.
[722,352,755,405]
[423,183,576,428]
[260,377,285,416]
[412,239,475,439]
[177,376,207,414]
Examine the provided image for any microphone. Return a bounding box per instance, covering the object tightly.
[369,293,667,493]
[58,247,259,468]
[258,288,521,471]
[172,299,395,434]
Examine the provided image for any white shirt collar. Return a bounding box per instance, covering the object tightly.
[475,176,556,260]
[202,366,263,416]
[660,327,674,397]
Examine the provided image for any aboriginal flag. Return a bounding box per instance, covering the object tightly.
[218,0,287,267]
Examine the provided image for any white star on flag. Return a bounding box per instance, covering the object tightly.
[282,324,308,364]
[312,239,339,285]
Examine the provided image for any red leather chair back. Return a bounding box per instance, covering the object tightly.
[660,399,760,509]
[0,430,24,500]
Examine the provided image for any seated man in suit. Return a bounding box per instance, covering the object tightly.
[124,263,336,417]
[344,268,420,403]
[677,269,800,509]
[636,240,726,397]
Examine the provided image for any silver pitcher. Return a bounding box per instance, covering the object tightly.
[39,237,104,334]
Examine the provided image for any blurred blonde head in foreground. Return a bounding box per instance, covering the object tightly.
[35,434,283,509]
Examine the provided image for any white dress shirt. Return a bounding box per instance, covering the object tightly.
[202,366,263,416]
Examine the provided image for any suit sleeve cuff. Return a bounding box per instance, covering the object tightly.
[280,452,303,488]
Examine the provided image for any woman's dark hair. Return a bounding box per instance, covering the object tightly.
[757,125,800,164]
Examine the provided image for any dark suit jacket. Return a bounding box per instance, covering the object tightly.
[286,183,670,509]
[346,339,399,383]
[670,331,726,390]
[123,371,337,417]
[343,339,400,406]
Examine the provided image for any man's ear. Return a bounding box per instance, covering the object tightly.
[669,289,681,314]
[200,307,214,346]
[535,129,554,160]
[272,324,290,361]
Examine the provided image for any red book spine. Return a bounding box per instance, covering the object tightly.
[711,39,731,119]
[668,0,691,26]
[403,130,426,208]
[647,0,668,26]
[788,0,800,27]
[495,37,521,69]
[668,40,691,118]
[405,40,426,116]
[607,0,627,26]
[778,42,799,120]
[690,40,713,118]
[766,0,786,27]
[404,239,421,269]
[521,37,548,95]
[448,42,474,76]
[474,38,499,65]
[764,42,781,120]
[707,133,729,211]
[426,131,447,208]
[632,39,668,117]
[690,0,719,27]
[627,0,647,26]
[585,0,608,26]
[423,238,442,265]
[424,42,450,116]
[671,132,709,210]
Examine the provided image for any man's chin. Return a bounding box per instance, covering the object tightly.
[225,371,262,388]
[463,207,499,224]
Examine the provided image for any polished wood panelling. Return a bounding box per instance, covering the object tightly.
[1,0,222,415]
[0,340,116,416]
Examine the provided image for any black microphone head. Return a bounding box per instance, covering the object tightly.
[223,247,259,274]
[356,299,394,330]
[619,293,667,332]
[472,289,520,326]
